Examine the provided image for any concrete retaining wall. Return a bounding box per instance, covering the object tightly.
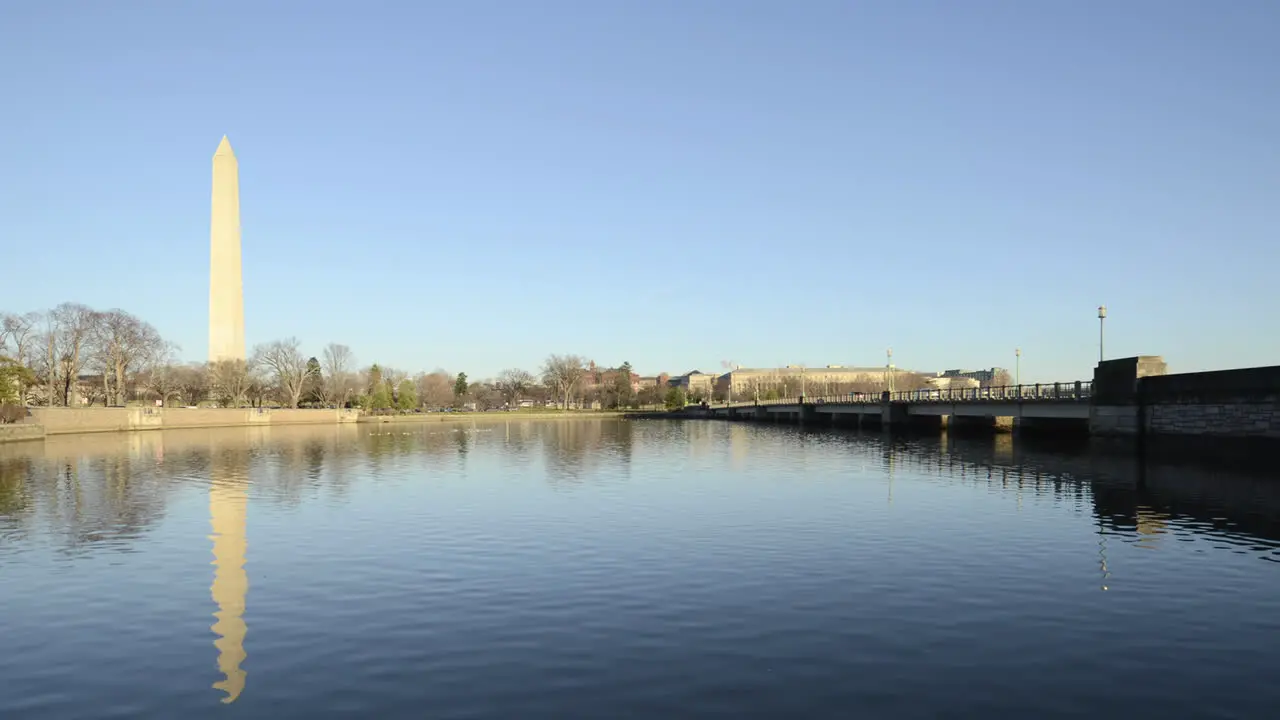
[0,424,45,443]
[26,407,361,435]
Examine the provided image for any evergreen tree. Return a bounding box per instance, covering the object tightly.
[453,372,468,403]
[366,364,392,410]
[369,380,393,410]
[664,387,687,411]
[303,356,323,405]
[395,379,417,412]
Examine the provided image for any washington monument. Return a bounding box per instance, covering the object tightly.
[209,136,245,362]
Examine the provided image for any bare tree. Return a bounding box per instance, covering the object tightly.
[245,363,272,408]
[139,363,184,407]
[90,309,166,405]
[982,370,1013,388]
[1,312,41,402]
[320,343,355,407]
[252,338,309,408]
[542,354,586,409]
[469,381,503,410]
[175,362,210,406]
[208,359,252,407]
[494,368,535,407]
[415,370,453,409]
[46,303,96,406]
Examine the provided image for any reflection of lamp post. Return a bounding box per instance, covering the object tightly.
[1015,348,1021,386]
[1097,305,1107,363]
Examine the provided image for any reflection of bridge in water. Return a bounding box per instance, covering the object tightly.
[789,425,1280,553]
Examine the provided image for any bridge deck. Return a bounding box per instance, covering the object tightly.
[703,382,1093,420]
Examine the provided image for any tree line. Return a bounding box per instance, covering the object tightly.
[1,305,661,415]
[3,303,1012,419]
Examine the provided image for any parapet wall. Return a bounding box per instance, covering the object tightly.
[27,407,360,435]
[1091,358,1280,439]
[1141,365,1280,438]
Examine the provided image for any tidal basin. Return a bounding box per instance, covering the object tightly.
[1,420,1278,719]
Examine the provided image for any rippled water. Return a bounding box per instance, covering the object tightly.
[2,419,1279,719]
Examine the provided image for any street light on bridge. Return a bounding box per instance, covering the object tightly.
[1097,305,1107,363]
[1015,348,1021,386]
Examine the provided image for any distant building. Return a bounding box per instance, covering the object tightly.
[668,370,717,397]
[939,368,1007,384]
[714,365,909,398]
[923,375,980,391]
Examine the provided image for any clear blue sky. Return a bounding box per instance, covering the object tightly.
[3,0,1277,382]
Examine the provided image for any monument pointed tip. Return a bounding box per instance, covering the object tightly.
[215,136,235,157]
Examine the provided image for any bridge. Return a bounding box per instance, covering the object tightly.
[687,380,1094,432]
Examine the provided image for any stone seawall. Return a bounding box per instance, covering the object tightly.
[27,407,361,435]
[0,424,45,443]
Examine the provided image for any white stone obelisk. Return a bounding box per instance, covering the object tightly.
[209,136,245,363]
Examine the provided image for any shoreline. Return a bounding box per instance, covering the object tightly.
[358,410,665,424]
[0,408,670,444]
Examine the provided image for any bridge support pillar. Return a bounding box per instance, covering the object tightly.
[882,402,909,427]
[1089,356,1167,437]
[800,404,818,425]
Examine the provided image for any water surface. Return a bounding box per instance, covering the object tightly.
[2,420,1278,719]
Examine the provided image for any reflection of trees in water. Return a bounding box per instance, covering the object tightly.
[453,427,469,457]
[541,421,595,485]
[497,421,536,465]
[610,420,634,470]
[540,420,617,486]
[0,447,175,556]
[534,419,635,486]
[360,425,465,482]
[0,457,34,539]
[303,439,325,481]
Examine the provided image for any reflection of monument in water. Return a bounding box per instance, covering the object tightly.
[209,450,249,703]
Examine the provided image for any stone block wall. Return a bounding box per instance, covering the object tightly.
[1141,365,1280,438]
[1089,405,1140,436]
[1147,403,1280,437]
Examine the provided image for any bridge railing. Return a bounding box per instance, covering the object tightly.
[708,381,1092,408]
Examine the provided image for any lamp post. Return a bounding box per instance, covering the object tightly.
[1097,305,1107,363]
[886,347,895,393]
[1015,348,1021,386]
